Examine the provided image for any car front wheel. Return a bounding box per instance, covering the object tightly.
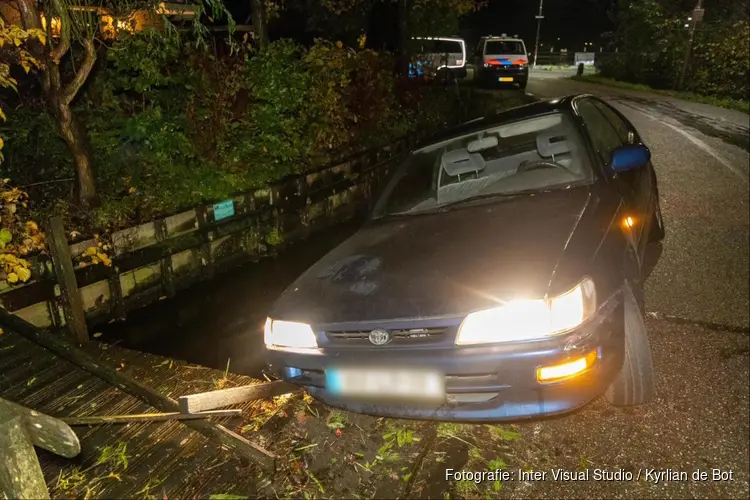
[649,193,665,242]
[605,282,656,406]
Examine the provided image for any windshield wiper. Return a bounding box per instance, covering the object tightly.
[372,207,445,220]
[436,191,530,211]
[438,185,580,212]
[376,185,580,219]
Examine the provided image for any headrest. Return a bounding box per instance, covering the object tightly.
[536,130,571,158]
[441,149,486,176]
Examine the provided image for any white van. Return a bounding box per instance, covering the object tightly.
[409,36,468,81]
[475,35,529,89]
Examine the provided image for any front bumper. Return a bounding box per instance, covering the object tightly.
[265,294,625,422]
[479,66,529,83]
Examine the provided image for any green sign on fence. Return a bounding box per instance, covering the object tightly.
[213,200,235,221]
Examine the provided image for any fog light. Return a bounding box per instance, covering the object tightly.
[537,350,598,383]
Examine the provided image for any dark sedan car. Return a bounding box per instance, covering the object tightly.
[264,95,664,422]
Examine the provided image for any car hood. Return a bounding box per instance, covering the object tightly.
[271,187,593,325]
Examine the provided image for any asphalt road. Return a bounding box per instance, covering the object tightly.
[99,70,749,499]
[525,69,750,330]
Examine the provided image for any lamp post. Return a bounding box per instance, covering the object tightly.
[676,0,705,90]
[532,0,544,68]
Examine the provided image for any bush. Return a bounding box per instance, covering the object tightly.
[600,0,749,101]
[690,20,749,100]
[2,33,466,233]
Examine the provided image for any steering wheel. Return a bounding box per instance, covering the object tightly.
[517,159,576,176]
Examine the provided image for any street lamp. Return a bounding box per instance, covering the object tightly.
[677,0,705,89]
[532,0,544,68]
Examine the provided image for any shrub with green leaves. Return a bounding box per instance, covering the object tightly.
[2,32,466,233]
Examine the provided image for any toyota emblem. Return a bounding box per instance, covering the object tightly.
[368,329,391,346]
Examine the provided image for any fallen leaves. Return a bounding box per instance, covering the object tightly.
[77,238,113,268]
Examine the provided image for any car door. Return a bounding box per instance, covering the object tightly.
[573,97,650,259]
[590,98,654,256]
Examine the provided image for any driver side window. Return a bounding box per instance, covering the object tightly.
[576,99,624,167]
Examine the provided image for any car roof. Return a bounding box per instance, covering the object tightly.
[412,36,465,42]
[419,96,580,147]
[481,36,525,42]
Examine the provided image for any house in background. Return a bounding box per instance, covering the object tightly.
[0,1,200,39]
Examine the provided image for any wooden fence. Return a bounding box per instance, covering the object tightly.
[0,88,533,341]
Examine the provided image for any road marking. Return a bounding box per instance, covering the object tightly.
[617,101,749,182]
[646,311,750,334]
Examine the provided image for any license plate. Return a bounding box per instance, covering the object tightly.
[326,367,444,401]
[499,77,514,82]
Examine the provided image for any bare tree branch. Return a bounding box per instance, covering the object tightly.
[60,38,96,105]
[50,29,71,65]
[16,0,43,31]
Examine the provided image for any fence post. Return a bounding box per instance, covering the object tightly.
[154,219,176,298]
[46,217,89,344]
[0,415,50,500]
[195,205,215,280]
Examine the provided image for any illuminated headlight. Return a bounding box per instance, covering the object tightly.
[483,62,490,68]
[456,278,596,345]
[264,318,318,348]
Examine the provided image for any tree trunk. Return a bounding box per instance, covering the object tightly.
[251,0,269,49]
[57,102,97,207]
[17,0,98,208]
[397,0,410,79]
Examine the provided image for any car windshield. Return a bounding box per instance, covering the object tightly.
[485,41,525,55]
[372,112,593,218]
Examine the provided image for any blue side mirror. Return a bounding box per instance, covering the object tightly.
[611,144,650,173]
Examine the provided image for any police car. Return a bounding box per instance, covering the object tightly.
[409,36,468,82]
[475,34,529,89]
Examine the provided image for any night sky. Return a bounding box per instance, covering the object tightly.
[460,0,614,50]
[223,0,614,51]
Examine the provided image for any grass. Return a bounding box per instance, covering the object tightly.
[54,442,130,499]
[570,74,750,113]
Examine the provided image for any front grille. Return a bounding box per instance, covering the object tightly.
[325,327,447,344]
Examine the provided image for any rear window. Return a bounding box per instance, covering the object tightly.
[417,39,463,54]
[485,41,525,55]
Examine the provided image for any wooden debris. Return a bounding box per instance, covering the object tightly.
[178,380,301,414]
[0,308,277,469]
[63,409,243,426]
[0,397,81,459]
[0,415,50,500]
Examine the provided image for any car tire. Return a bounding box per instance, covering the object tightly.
[518,81,528,91]
[649,192,665,243]
[604,282,656,406]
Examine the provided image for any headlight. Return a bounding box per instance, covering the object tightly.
[455,278,596,345]
[264,318,318,348]
[483,62,490,68]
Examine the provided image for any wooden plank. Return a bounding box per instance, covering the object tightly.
[46,216,89,344]
[154,218,176,298]
[63,409,242,425]
[0,415,50,500]
[178,381,301,414]
[0,308,277,469]
[0,397,81,459]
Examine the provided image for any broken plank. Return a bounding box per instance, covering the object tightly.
[0,415,50,500]
[0,397,81,459]
[0,308,277,469]
[63,409,242,426]
[179,380,301,414]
